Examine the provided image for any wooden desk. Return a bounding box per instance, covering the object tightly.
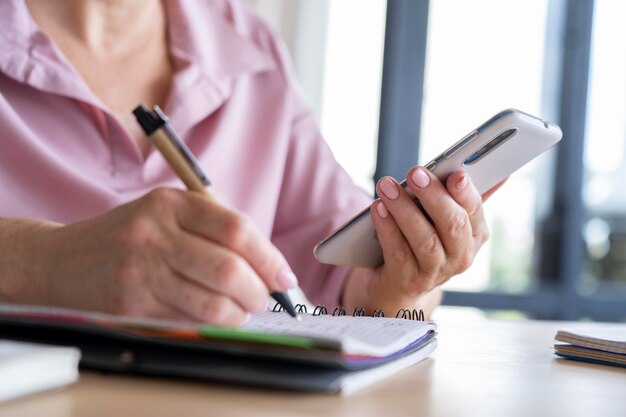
[0,319,624,417]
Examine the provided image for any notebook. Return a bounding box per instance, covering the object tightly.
[0,339,80,403]
[554,328,626,369]
[0,303,436,395]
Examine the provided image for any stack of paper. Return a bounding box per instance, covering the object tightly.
[554,329,626,369]
[0,339,80,403]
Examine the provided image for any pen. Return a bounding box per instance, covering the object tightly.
[132,104,301,321]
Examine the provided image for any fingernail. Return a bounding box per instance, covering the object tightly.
[276,266,298,290]
[411,168,430,188]
[379,177,399,199]
[243,313,252,324]
[456,175,468,190]
[376,201,389,218]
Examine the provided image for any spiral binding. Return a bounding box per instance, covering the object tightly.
[271,303,424,321]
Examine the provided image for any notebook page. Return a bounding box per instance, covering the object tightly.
[243,312,436,357]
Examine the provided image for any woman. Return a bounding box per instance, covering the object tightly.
[0,0,495,325]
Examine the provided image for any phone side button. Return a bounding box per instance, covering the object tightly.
[444,130,478,158]
[425,161,437,171]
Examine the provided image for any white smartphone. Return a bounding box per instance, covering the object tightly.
[314,108,563,268]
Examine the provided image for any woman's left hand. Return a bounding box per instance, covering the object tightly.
[342,166,505,318]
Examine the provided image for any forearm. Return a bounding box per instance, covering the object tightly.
[0,217,61,304]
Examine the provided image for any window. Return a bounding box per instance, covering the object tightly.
[380,0,626,320]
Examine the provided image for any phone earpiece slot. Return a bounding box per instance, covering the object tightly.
[463,128,518,165]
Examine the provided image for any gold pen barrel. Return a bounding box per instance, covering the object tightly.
[149,129,215,199]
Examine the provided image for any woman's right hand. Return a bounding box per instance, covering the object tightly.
[0,188,297,326]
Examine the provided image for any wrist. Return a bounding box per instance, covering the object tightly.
[341,267,443,319]
[0,217,62,304]
[341,267,388,314]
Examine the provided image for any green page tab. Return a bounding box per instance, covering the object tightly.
[199,326,339,351]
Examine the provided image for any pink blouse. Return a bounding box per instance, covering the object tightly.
[0,0,372,307]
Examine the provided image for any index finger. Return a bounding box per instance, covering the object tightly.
[445,171,489,244]
[175,192,298,292]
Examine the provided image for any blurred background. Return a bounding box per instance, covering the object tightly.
[246,0,626,322]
